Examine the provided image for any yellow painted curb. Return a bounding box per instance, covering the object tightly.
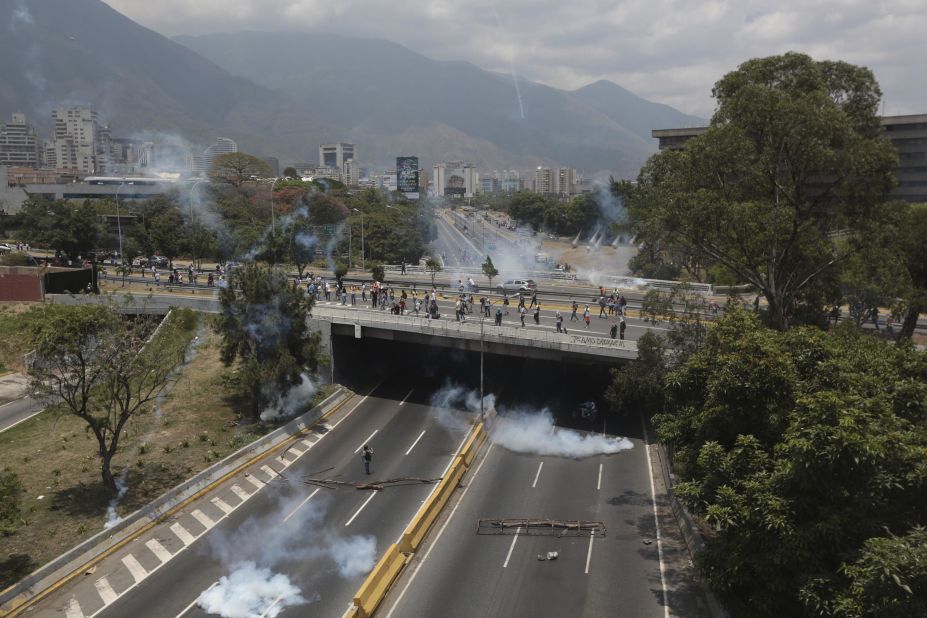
[3,391,355,617]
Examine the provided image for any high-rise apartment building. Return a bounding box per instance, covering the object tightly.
[319,142,356,170]
[193,137,238,176]
[343,158,360,186]
[0,114,42,168]
[534,167,579,196]
[52,107,110,174]
[534,167,555,194]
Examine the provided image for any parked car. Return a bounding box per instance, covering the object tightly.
[0,243,11,253]
[497,279,537,293]
[149,256,169,269]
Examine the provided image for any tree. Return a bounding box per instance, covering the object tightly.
[28,305,190,492]
[208,152,273,187]
[426,257,442,287]
[369,261,385,283]
[149,207,184,269]
[183,218,218,269]
[285,216,317,279]
[16,198,102,260]
[306,192,349,226]
[215,264,321,420]
[481,255,499,291]
[333,260,348,285]
[282,166,299,178]
[605,332,667,416]
[630,53,898,330]
[655,312,927,617]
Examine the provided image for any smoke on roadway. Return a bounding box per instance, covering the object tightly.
[260,372,317,422]
[197,489,377,617]
[103,468,130,529]
[429,383,633,459]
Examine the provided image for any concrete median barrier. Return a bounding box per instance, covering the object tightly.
[399,454,467,554]
[351,543,409,618]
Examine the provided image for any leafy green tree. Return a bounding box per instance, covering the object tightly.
[16,198,102,260]
[426,257,442,287]
[655,311,927,617]
[28,305,190,492]
[149,207,184,269]
[481,255,499,291]
[504,191,548,231]
[282,166,299,178]
[209,152,273,187]
[306,192,349,226]
[605,332,667,415]
[369,261,385,283]
[284,216,317,279]
[215,264,321,420]
[630,53,898,330]
[183,218,218,269]
[333,260,348,285]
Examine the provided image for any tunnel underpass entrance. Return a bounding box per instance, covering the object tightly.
[331,333,643,441]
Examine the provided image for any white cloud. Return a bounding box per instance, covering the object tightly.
[103,0,926,118]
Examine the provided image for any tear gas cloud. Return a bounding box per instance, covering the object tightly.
[103,468,130,529]
[261,372,317,422]
[197,490,377,617]
[429,384,633,459]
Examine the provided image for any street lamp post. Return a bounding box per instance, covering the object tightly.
[115,180,126,265]
[269,176,281,235]
[189,179,207,269]
[479,299,490,422]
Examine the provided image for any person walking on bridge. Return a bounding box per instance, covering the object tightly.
[583,305,591,329]
[571,300,579,322]
[519,305,527,327]
[619,315,627,341]
[556,311,563,333]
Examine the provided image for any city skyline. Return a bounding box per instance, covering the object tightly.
[105,0,926,119]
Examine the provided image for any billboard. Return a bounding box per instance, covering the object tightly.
[396,156,419,197]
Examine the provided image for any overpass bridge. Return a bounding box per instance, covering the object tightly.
[47,293,639,363]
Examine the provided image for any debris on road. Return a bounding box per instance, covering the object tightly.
[535,551,559,561]
[291,475,442,491]
[477,518,606,537]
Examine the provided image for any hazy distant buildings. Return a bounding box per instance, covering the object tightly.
[653,113,927,203]
[320,142,355,170]
[0,114,42,168]
[433,161,479,197]
[192,137,237,176]
[534,166,581,196]
[343,158,360,186]
[52,107,111,174]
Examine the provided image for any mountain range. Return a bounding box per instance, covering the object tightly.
[0,0,704,177]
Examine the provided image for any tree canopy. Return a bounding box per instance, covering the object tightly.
[628,52,898,330]
[654,311,927,617]
[208,152,273,186]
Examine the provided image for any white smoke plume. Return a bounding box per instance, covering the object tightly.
[489,408,633,459]
[103,468,130,529]
[198,490,377,616]
[260,372,317,422]
[197,562,311,618]
[429,383,632,459]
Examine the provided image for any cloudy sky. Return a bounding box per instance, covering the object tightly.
[105,0,925,118]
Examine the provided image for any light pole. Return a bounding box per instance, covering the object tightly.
[352,208,365,271]
[478,298,491,422]
[115,180,126,265]
[189,179,207,269]
[269,176,281,235]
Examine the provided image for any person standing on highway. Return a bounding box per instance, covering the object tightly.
[533,305,540,325]
[519,304,527,327]
[598,295,607,318]
[495,307,503,326]
[362,282,368,302]
[619,295,627,313]
[619,315,627,341]
[556,312,563,333]
[583,305,591,329]
[362,445,373,475]
[154,271,160,286]
[529,291,538,309]
[609,321,618,339]
[571,300,579,322]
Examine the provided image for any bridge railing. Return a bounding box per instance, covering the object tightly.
[313,305,638,357]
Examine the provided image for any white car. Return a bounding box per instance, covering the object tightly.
[497,279,537,293]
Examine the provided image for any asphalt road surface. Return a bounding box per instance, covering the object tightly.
[381,411,709,618]
[0,396,45,433]
[31,376,477,618]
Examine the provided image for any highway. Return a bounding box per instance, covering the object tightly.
[30,375,477,618]
[382,382,709,617]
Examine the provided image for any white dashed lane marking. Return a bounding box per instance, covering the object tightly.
[288,447,304,458]
[170,522,196,547]
[145,539,172,564]
[275,455,291,468]
[94,576,118,605]
[244,474,265,491]
[192,509,215,528]
[121,554,148,583]
[261,465,279,479]
[210,497,233,515]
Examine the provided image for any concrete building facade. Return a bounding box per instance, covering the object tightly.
[0,114,42,168]
[319,143,356,170]
[652,114,927,202]
[52,107,110,174]
[433,162,479,197]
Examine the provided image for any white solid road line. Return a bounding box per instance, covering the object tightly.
[145,538,173,564]
[384,442,496,617]
[597,463,603,491]
[121,554,148,583]
[175,581,217,618]
[94,576,118,605]
[288,447,305,458]
[345,492,377,526]
[282,488,321,523]
[399,388,414,405]
[354,429,379,454]
[641,416,670,618]
[0,407,43,433]
[502,526,522,568]
[584,530,595,574]
[170,522,196,547]
[405,430,426,456]
[330,381,383,431]
[65,597,84,618]
[532,461,544,488]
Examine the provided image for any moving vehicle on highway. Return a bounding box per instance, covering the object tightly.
[497,279,537,293]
